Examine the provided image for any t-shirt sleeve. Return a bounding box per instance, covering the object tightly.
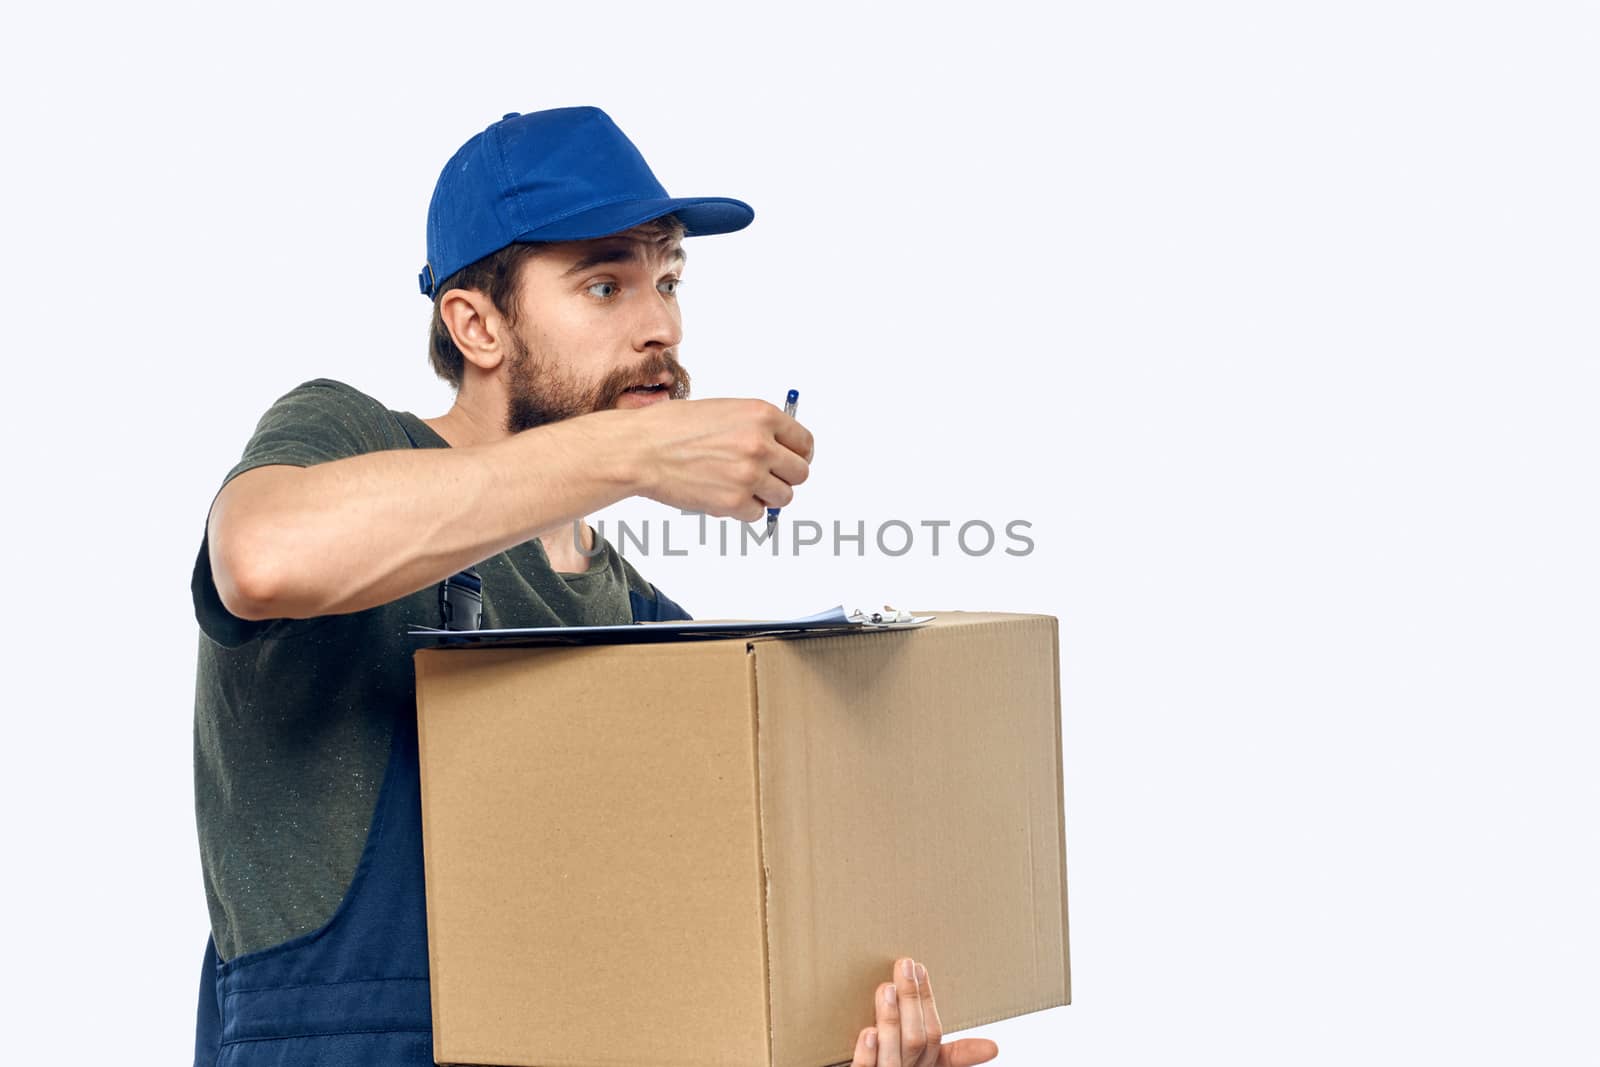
[193,379,403,647]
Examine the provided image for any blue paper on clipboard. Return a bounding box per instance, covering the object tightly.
[407,605,933,649]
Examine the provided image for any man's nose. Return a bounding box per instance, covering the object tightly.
[634,291,682,351]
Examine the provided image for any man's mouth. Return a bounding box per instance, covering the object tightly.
[622,372,676,396]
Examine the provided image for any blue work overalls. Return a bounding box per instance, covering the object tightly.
[191,583,689,1066]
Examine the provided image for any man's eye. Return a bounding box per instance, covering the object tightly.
[658,278,681,295]
[586,281,619,298]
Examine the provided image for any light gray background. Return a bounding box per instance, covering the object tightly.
[2,1,1595,1063]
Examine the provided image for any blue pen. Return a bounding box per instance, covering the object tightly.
[766,389,800,538]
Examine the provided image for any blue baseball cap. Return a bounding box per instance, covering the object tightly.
[419,106,754,298]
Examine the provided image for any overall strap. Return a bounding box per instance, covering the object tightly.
[398,416,483,630]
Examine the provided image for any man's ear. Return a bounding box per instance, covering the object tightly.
[439,288,509,372]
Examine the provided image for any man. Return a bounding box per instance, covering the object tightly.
[190,106,999,1067]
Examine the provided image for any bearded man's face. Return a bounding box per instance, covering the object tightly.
[500,224,693,435]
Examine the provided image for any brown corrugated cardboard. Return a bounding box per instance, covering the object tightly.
[414,611,1069,1067]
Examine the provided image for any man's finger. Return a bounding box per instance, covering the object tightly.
[894,958,930,1067]
[752,471,795,511]
[774,414,814,462]
[914,963,945,1061]
[875,981,903,1067]
[850,1026,878,1067]
[938,1038,1000,1067]
[765,441,810,489]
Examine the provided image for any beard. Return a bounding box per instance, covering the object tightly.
[503,330,693,435]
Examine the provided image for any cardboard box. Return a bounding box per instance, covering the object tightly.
[414,611,1070,1067]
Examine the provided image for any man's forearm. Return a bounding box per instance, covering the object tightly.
[208,411,643,621]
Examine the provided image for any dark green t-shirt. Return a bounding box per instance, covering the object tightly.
[192,378,670,961]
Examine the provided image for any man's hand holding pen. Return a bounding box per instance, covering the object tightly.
[624,395,812,524]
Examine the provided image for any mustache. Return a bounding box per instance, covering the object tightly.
[595,350,692,405]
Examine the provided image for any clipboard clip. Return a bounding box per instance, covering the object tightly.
[849,605,917,625]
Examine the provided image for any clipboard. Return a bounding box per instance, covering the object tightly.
[407,605,934,649]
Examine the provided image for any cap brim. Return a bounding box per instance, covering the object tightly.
[512,196,754,242]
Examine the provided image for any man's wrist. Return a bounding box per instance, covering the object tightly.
[564,408,651,503]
